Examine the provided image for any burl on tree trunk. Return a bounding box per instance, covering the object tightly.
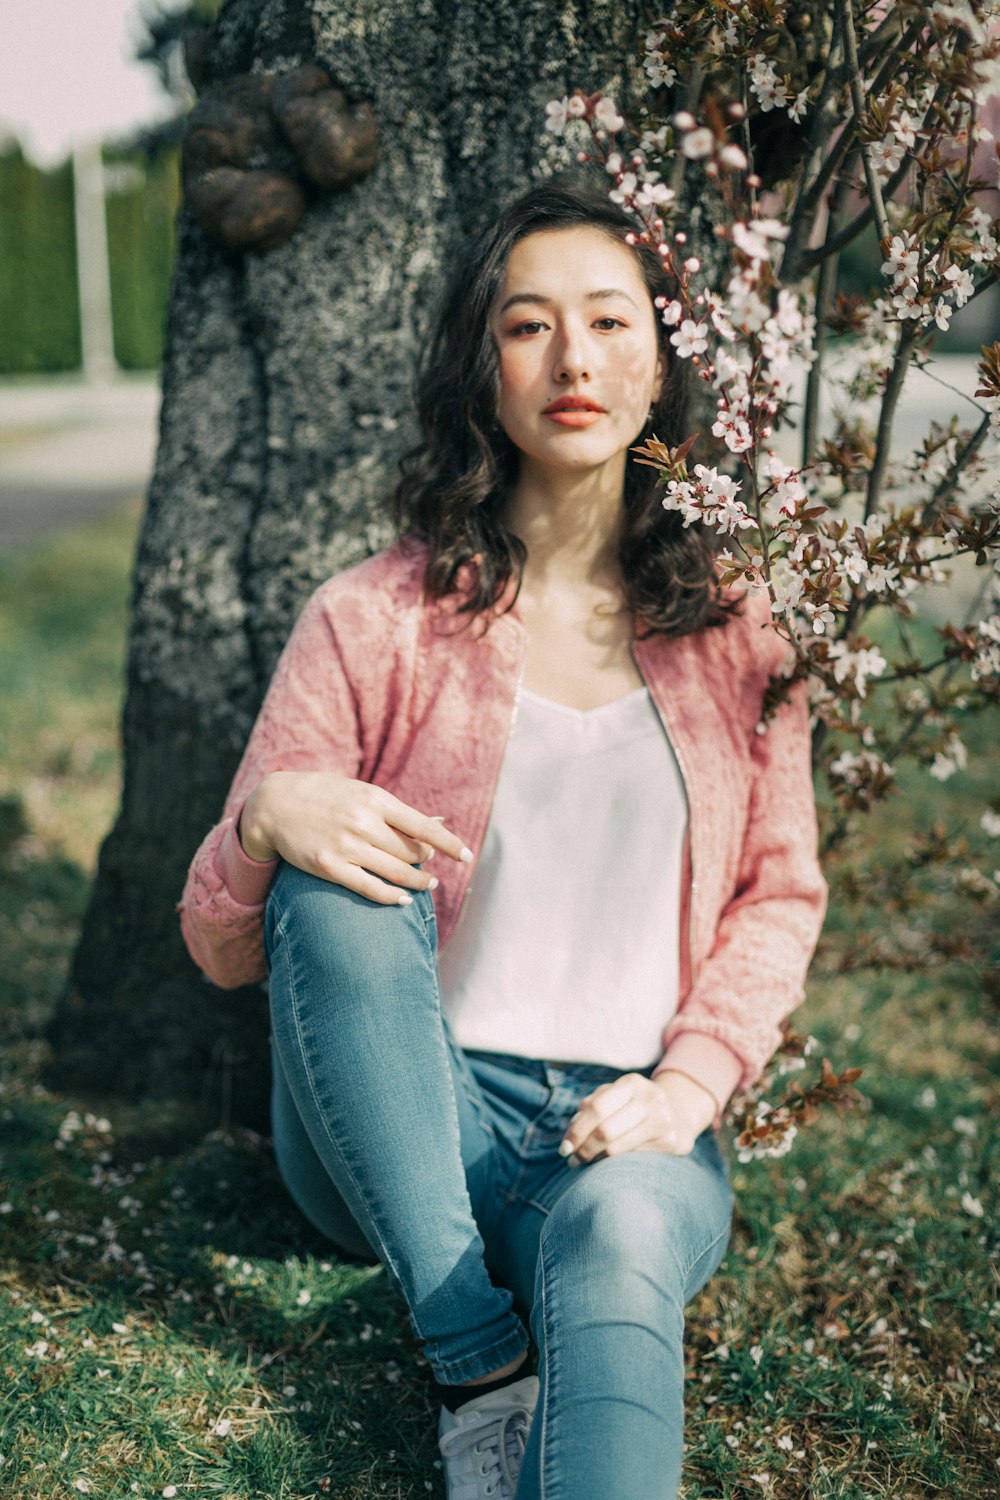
[50,0,649,1126]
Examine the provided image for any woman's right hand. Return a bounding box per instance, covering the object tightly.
[238,771,472,906]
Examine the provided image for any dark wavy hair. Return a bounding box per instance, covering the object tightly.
[391,180,735,636]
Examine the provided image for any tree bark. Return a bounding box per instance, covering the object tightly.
[50,0,648,1125]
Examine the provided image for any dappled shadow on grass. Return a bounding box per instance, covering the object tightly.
[1,1083,439,1499]
[0,805,438,1496]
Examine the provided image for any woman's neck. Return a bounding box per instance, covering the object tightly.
[504,458,627,590]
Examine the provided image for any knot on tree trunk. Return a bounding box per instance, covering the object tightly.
[182,66,380,252]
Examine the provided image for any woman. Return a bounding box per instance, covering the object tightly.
[180,182,826,1500]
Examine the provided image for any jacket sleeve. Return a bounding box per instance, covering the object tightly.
[178,586,365,989]
[656,665,828,1118]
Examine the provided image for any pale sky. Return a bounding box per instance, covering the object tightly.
[0,0,185,165]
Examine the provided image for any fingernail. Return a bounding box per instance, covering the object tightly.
[558,1139,574,1158]
[568,1153,582,1169]
[425,848,436,861]
[427,876,439,890]
[430,815,446,822]
[397,893,413,906]
[459,847,474,863]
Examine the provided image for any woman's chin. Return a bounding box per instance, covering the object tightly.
[513,443,631,484]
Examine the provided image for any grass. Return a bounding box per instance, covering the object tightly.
[0,508,997,1499]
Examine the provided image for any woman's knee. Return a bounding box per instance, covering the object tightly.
[537,1152,731,1307]
[265,861,438,987]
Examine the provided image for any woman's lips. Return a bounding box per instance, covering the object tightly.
[544,409,605,427]
[542,399,607,428]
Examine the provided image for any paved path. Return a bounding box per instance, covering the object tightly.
[0,377,160,551]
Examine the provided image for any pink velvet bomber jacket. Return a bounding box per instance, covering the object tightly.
[179,539,827,1119]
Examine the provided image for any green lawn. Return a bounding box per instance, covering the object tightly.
[0,508,996,1499]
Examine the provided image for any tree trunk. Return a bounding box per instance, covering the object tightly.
[50,0,647,1125]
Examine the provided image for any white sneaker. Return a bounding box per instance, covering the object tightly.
[437,1374,539,1500]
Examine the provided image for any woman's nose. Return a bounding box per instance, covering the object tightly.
[552,327,589,383]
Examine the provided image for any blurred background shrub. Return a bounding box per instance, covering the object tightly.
[0,137,179,374]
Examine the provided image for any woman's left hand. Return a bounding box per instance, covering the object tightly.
[560,1070,718,1163]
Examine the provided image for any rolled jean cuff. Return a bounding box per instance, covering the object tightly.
[430,1327,531,1387]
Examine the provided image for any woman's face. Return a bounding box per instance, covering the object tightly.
[490,225,665,482]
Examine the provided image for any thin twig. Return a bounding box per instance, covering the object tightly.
[803,24,960,272]
[790,14,917,253]
[917,366,990,416]
[831,323,918,645]
[866,325,917,519]
[920,412,991,526]
[801,154,910,268]
[837,0,891,247]
[878,657,949,683]
[801,179,851,467]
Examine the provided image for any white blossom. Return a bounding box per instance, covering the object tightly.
[645,55,678,88]
[865,562,901,596]
[732,219,788,263]
[635,179,676,210]
[670,319,709,358]
[769,559,806,613]
[825,642,887,697]
[788,88,810,123]
[748,54,788,113]
[662,479,703,527]
[871,136,905,175]
[704,290,735,339]
[881,235,920,286]
[892,110,918,149]
[726,274,770,331]
[544,97,570,135]
[830,748,894,787]
[682,127,715,160]
[715,493,756,535]
[802,599,835,634]
[712,404,754,454]
[932,299,954,332]
[593,97,625,133]
[608,172,638,205]
[930,733,968,780]
[943,264,974,307]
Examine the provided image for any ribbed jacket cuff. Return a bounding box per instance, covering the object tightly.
[653,1032,744,1125]
[215,817,278,907]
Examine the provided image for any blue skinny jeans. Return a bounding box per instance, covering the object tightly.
[265,863,734,1500]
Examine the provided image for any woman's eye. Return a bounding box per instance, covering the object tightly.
[593,316,626,330]
[510,320,547,336]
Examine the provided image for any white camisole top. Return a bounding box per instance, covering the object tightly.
[437,685,688,1069]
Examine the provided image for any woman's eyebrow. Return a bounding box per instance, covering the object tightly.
[496,288,640,315]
